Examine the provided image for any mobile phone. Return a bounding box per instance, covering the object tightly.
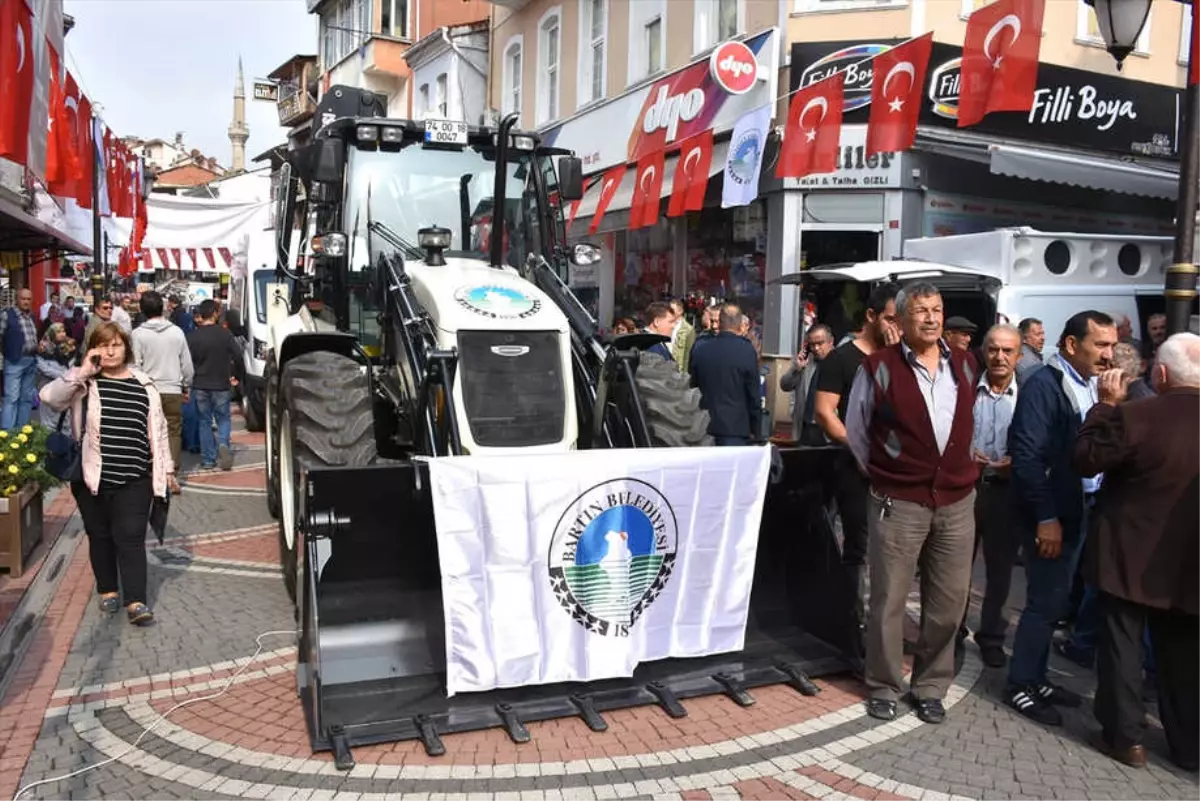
[90,354,101,368]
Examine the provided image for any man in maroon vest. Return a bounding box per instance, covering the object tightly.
[846,281,980,724]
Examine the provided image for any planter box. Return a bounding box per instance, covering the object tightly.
[0,484,43,577]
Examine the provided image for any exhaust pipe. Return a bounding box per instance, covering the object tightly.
[490,113,519,270]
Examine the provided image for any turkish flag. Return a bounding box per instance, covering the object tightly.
[667,129,714,217]
[0,0,34,165]
[958,0,1045,128]
[776,72,845,179]
[74,93,93,209]
[588,164,627,236]
[46,42,66,183]
[867,33,933,155]
[628,149,666,230]
[1191,0,1198,88]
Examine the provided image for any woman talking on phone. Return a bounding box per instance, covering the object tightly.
[40,321,172,625]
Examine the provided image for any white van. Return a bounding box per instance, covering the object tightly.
[228,268,292,431]
[902,228,1174,346]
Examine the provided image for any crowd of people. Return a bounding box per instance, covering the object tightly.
[618,297,769,446]
[0,286,246,628]
[773,279,1196,773]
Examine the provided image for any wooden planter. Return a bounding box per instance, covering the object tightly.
[0,484,43,578]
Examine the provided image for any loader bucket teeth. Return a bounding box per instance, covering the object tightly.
[495,703,531,744]
[713,672,756,708]
[570,694,608,732]
[646,681,688,719]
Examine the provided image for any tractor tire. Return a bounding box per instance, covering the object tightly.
[634,351,713,448]
[277,351,377,605]
[264,361,281,521]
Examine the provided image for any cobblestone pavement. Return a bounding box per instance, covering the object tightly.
[2,415,1197,800]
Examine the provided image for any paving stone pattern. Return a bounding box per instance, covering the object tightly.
[3,415,1197,800]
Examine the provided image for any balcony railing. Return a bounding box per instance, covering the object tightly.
[277,80,316,126]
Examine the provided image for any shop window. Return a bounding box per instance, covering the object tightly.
[537,8,562,124]
[418,83,429,117]
[502,36,523,118]
[1077,1,1151,54]
[614,221,673,325]
[693,0,742,53]
[579,0,607,105]
[684,202,767,339]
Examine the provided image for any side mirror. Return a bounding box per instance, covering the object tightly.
[558,156,584,202]
[570,243,601,266]
[274,162,297,274]
[313,137,345,185]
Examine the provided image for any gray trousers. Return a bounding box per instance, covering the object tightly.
[865,489,976,702]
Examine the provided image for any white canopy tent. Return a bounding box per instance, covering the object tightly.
[103,191,272,278]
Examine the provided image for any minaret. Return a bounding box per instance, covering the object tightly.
[227,57,249,172]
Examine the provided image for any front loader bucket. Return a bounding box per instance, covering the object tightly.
[296,447,859,768]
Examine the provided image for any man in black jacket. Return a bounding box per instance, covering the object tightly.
[1006,310,1118,726]
[187,300,243,471]
[688,303,760,446]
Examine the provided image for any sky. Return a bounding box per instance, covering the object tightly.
[62,0,317,168]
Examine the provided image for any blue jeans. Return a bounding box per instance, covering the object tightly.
[181,393,200,453]
[1008,512,1088,688]
[194,389,231,466]
[2,356,37,430]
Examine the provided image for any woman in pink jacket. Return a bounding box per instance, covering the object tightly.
[41,321,173,625]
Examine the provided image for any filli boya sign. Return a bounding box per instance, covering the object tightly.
[791,39,1182,160]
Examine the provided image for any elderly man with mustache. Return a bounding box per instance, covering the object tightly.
[845,281,980,725]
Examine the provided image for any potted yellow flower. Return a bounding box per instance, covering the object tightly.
[0,424,59,577]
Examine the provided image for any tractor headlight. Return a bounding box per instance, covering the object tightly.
[571,243,602,266]
[381,126,404,144]
[311,232,347,257]
[355,125,378,143]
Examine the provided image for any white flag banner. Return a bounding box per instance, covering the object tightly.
[720,105,771,209]
[427,446,773,696]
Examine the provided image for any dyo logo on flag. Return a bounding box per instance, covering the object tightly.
[548,480,678,638]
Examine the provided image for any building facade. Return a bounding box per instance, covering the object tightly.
[404,20,490,123]
[309,0,492,119]
[486,0,1192,359]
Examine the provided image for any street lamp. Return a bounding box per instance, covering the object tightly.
[1083,0,1152,69]
[1088,0,1199,335]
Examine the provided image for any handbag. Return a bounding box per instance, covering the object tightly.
[45,384,88,483]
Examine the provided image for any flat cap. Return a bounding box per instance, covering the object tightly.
[944,316,978,332]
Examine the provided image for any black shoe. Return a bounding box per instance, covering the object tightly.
[1007,685,1063,726]
[866,698,897,721]
[978,643,1007,668]
[1036,680,1082,708]
[908,696,946,724]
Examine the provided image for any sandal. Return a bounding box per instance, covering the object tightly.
[127,603,155,626]
[866,698,897,721]
[98,596,121,614]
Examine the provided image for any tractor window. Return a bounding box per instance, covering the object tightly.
[345,143,543,269]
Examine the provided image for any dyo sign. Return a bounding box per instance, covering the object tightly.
[709,41,758,95]
[642,41,760,141]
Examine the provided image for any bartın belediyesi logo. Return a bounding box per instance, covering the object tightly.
[454,285,541,319]
[548,479,678,637]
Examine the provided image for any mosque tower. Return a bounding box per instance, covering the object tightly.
[227,57,249,172]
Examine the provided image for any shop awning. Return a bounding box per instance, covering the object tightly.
[572,141,730,220]
[0,192,93,257]
[915,129,1181,200]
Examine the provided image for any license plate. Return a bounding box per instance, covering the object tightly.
[424,119,468,145]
